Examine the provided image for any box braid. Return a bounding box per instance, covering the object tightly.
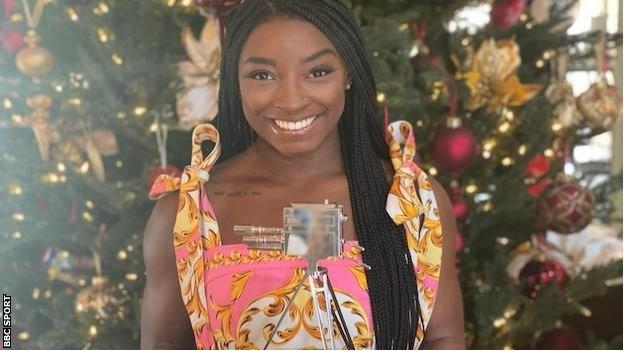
[214,0,420,348]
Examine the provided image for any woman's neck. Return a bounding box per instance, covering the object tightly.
[246,129,345,185]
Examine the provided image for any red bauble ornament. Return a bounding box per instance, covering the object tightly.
[0,29,24,54]
[519,258,568,298]
[535,176,595,234]
[432,117,478,173]
[448,186,470,222]
[525,154,552,197]
[490,0,526,29]
[147,164,182,191]
[536,327,583,349]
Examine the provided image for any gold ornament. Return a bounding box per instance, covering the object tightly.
[59,125,116,182]
[15,30,54,80]
[576,36,621,130]
[577,81,621,130]
[59,140,85,165]
[15,94,59,160]
[75,276,112,318]
[176,15,221,130]
[454,38,542,111]
[15,0,54,81]
[545,53,581,130]
[84,135,105,182]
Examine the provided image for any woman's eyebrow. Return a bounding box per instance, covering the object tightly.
[300,48,336,63]
[242,48,337,66]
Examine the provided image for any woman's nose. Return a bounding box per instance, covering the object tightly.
[272,77,308,113]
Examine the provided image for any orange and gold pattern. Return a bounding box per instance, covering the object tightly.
[149,120,443,349]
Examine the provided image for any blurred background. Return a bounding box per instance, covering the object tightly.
[0,0,622,349]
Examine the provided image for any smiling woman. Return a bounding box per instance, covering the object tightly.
[141,0,464,349]
[237,20,349,159]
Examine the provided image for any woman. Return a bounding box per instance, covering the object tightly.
[141,0,464,349]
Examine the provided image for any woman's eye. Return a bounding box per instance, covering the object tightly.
[249,71,274,80]
[309,67,333,78]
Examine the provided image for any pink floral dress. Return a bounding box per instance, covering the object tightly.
[149,120,443,349]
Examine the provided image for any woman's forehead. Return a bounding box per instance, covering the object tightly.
[239,17,341,64]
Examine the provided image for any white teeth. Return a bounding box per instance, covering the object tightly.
[274,115,318,131]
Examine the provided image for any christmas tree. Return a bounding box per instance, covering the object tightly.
[0,0,621,349]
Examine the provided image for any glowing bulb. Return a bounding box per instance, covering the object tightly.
[79,162,90,174]
[465,184,478,194]
[3,99,12,109]
[544,149,554,157]
[13,213,24,221]
[117,250,128,260]
[9,184,22,196]
[67,8,79,21]
[376,92,386,103]
[428,167,438,176]
[483,139,496,151]
[498,121,511,133]
[551,121,563,132]
[98,3,109,13]
[89,325,98,337]
[134,106,147,116]
[112,54,123,65]
[501,157,513,166]
[82,212,94,222]
[482,150,491,159]
[517,144,527,155]
[97,28,109,42]
[493,317,507,328]
[504,308,517,318]
[57,163,66,172]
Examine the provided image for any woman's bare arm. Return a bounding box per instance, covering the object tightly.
[140,193,196,349]
[420,177,466,349]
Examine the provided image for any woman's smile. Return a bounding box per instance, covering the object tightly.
[268,110,326,136]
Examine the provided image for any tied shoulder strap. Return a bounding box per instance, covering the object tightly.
[385,120,443,348]
[148,123,222,349]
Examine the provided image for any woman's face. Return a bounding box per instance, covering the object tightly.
[238,17,350,158]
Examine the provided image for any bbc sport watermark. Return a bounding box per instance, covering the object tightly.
[2,294,11,349]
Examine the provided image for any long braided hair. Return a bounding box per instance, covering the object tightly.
[215,0,420,348]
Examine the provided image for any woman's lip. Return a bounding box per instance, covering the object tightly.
[269,112,324,136]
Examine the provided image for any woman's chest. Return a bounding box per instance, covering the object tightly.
[205,177,358,245]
